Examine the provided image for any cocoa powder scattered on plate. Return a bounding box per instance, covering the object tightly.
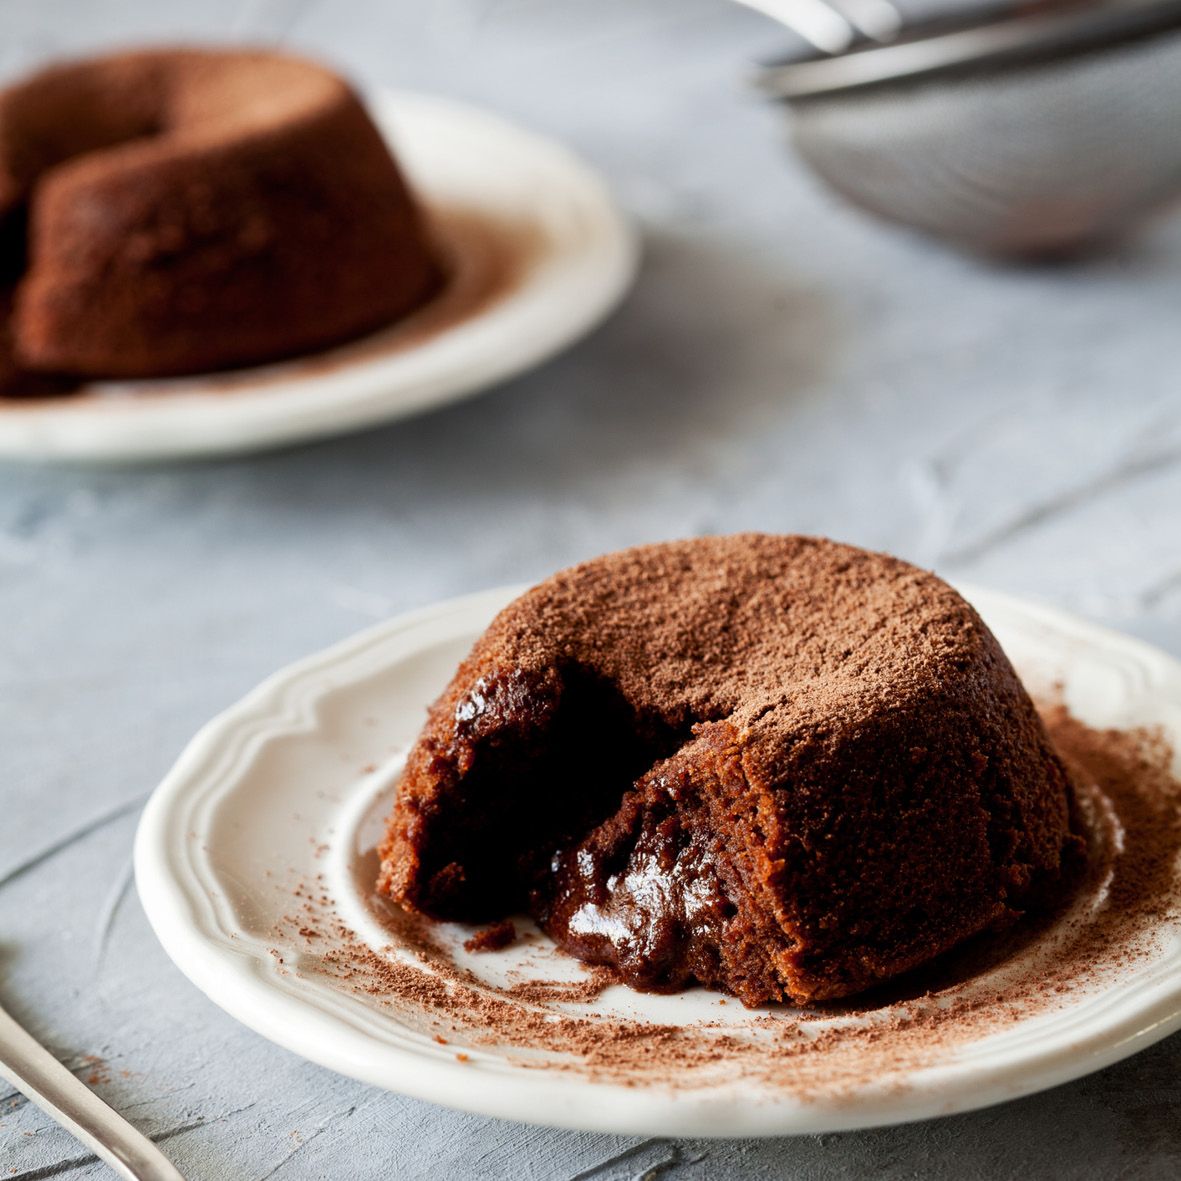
[272,707,1181,1099]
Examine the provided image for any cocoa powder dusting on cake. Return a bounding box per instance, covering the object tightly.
[274,708,1179,1098]
[378,536,1084,1008]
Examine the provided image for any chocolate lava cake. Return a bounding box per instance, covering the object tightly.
[0,47,442,387]
[378,535,1084,1006]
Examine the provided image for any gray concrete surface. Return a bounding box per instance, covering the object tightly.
[2,1,1180,1177]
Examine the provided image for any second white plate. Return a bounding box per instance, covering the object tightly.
[0,91,637,463]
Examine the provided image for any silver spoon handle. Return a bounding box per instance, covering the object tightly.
[0,1005,184,1181]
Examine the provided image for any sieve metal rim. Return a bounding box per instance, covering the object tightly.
[759,0,1181,100]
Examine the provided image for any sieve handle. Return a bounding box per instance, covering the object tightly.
[735,0,901,53]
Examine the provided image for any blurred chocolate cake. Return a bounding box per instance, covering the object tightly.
[0,46,442,391]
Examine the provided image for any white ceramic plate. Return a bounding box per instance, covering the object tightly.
[0,92,637,463]
[135,585,1181,1137]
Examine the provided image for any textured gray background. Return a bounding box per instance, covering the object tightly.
[2,1,1181,1178]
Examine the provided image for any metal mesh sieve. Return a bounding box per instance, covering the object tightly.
[764,12,1181,255]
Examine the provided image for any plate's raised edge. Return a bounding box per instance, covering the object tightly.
[134,584,1181,1137]
[0,90,639,463]
[961,581,1181,701]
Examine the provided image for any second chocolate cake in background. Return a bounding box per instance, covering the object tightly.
[0,46,443,388]
[378,534,1085,1007]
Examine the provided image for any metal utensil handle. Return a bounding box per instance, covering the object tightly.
[735,0,901,52]
[0,1004,184,1181]
[735,0,857,53]
[759,0,1181,99]
[829,0,903,42]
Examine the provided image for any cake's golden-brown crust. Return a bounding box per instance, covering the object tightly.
[378,534,1084,1005]
[0,47,443,379]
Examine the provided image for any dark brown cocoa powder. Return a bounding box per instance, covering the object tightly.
[463,920,517,954]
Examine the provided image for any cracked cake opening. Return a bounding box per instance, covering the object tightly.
[377,534,1085,1007]
[381,662,691,920]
